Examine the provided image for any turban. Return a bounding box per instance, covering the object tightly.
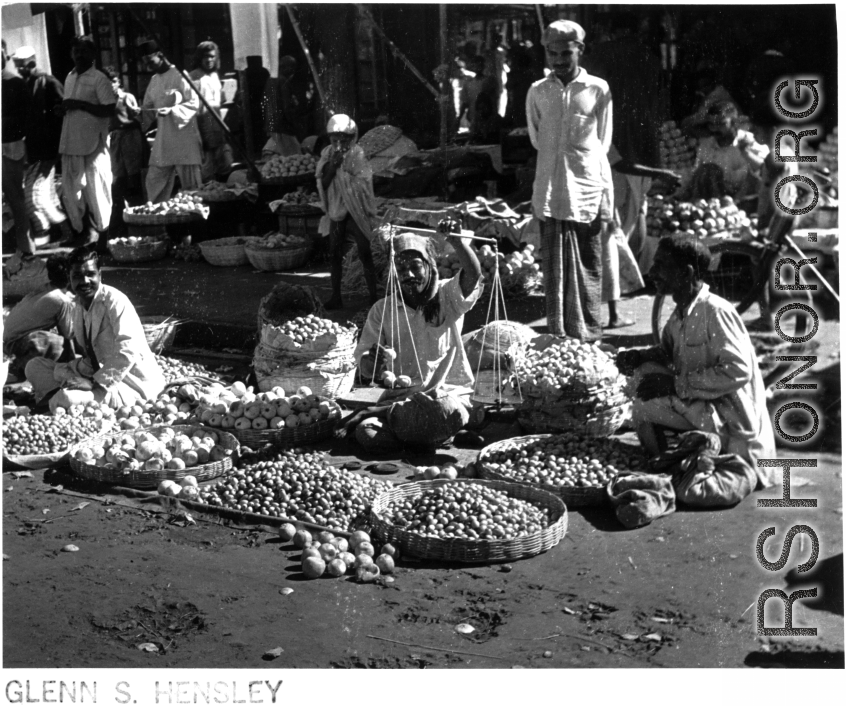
[12,46,35,62]
[326,114,357,135]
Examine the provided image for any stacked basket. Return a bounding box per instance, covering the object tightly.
[509,335,631,437]
[108,236,170,263]
[245,240,312,271]
[253,320,359,398]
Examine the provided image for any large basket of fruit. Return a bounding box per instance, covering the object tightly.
[188,182,242,203]
[123,195,209,225]
[228,396,343,449]
[198,236,262,267]
[259,153,318,184]
[369,478,568,563]
[477,433,648,508]
[245,233,313,272]
[2,415,113,470]
[510,336,630,437]
[68,424,239,489]
[107,235,171,263]
[141,315,180,354]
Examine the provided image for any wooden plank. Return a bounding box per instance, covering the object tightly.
[336,386,389,409]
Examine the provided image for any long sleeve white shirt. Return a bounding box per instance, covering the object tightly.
[526,68,613,223]
[142,67,202,167]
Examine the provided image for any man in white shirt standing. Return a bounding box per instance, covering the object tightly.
[139,40,202,203]
[57,37,116,248]
[526,21,613,342]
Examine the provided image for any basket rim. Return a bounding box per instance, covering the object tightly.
[369,478,567,562]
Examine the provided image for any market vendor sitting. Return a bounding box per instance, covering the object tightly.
[682,101,768,202]
[2,255,75,383]
[615,235,778,506]
[338,231,483,452]
[24,246,166,411]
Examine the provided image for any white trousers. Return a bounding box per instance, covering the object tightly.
[146,164,202,204]
[61,146,113,232]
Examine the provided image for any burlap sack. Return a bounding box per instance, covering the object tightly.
[386,390,469,447]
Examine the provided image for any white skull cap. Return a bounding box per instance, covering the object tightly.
[326,114,357,135]
[541,20,586,47]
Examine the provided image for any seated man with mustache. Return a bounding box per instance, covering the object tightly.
[340,232,483,452]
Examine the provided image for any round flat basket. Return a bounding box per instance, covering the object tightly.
[68,424,239,489]
[476,434,608,508]
[477,434,611,508]
[255,366,356,399]
[369,478,568,564]
[274,204,322,217]
[108,238,170,263]
[231,414,339,450]
[123,209,204,226]
[199,236,261,267]
[245,243,312,272]
[141,316,179,354]
[517,402,630,438]
[3,448,71,470]
[195,190,242,203]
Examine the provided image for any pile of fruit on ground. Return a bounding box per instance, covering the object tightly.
[646,195,754,239]
[197,450,390,531]
[260,154,318,180]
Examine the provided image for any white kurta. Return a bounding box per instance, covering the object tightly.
[142,67,203,167]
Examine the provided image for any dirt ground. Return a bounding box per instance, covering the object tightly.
[2,252,844,671]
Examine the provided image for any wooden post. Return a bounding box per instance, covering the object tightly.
[439,5,450,152]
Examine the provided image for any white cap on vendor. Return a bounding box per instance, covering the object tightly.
[541,20,586,48]
[326,113,357,135]
[12,45,36,62]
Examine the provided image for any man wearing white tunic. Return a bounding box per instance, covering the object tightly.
[57,37,116,247]
[139,40,202,203]
[25,246,165,410]
[616,235,777,504]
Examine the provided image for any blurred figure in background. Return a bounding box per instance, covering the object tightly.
[459,55,498,136]
[189,40,233,182]
[104,67,143,233]
[262,55,312,157]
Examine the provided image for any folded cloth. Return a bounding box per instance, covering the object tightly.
[607,471,676,529]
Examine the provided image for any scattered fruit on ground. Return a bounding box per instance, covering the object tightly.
[197,450,389,531]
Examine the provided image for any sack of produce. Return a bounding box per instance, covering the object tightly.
[387,390,469,447]
[607,471,676,529]
[463,320,538,372]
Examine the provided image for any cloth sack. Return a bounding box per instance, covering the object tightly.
[607,470,676,529]
[661,430,758,507]
[462,320,537,372]
[387,389,469,447]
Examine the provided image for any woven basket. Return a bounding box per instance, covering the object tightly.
[369,478,568,564]
[123,209,205,226]
[230,414,339,450]
[196,190,242,203]
[3,448,71,470]
[68,424,239,489]
[260,174,316,187]
[517,403,630,438]
[245,243,312,272]
[141,316,180,354]
[199,236,261,267]
[2,269,50,299]
[477,434,612,508]
[255,366,357,399]
[108,238,170,263]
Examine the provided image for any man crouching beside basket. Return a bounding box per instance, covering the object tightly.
[25,246,166,412]
[615,234,777,507]
[338,231,483,453]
